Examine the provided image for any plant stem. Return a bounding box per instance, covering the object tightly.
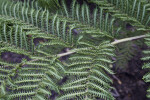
[111,35,146,45]
[57,50,76,57]
[57,35,147,57]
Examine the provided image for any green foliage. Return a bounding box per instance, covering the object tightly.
[0,0,116,100]
[88,0,150,31]
[57,41,115,100]
[0,0,150,99]
[58,0,117,38]
[38,0,60,12]
[87,0,150,70]
[0,13,68,99]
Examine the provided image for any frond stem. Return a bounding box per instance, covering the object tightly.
[111,35,146,45]
[57,50,76,57]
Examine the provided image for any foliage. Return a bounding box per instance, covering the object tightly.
[87,0,150,69]
[0,0,115,99]
[38,0,60,12]
[0,0,150,100]
[88,0,150,31]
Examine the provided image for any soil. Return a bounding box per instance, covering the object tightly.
[112,48,150,100]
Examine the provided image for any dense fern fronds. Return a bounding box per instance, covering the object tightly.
[0,15,71,51]
[0,0,117,100]
[88,0,150,31]
[38,0,60,12]
[0,22,68,100]
[0,15,36,52]
[1,0,117,47]
[57,41,115,100]
[142,34,150,98]
[0,0,69,99]
[26,0,118,40]
[0,16,69,99]
[0,0,78,45]
[58,0,117,37]
[0,45,66,99]
[87,0,150,70]
[0,21,68,98]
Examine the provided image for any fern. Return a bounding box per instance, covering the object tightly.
[87,0,150,71]
[0,0,116,99]
[58,0,117,37]
[57,41,115,100]
[88,0,150,31]
[0,0,68,99]
[0,16,68,99]
[38,0,60,12]
[0,0,78,45]
[0,0,149,100]
[1,0,118,45]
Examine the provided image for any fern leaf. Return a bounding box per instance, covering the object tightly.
[57,41,115,100]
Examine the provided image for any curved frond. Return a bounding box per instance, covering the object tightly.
[57,41,115,100]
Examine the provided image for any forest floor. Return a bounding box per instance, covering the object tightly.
[112,48,150,100]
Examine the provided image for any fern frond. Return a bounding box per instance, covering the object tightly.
[24,0,117,42]
[0,1,70,99]
[57,41,115,100]
[0,0,139,100]
[0,46,67,99]
[37,0,60,12]
[89,0,150,31]
[0,0,79,45]
[58,0,117,37]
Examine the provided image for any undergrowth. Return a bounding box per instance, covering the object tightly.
[0,0,150,100]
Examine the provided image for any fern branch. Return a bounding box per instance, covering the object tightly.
[111,35,146,45]
[57,41,115,100]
